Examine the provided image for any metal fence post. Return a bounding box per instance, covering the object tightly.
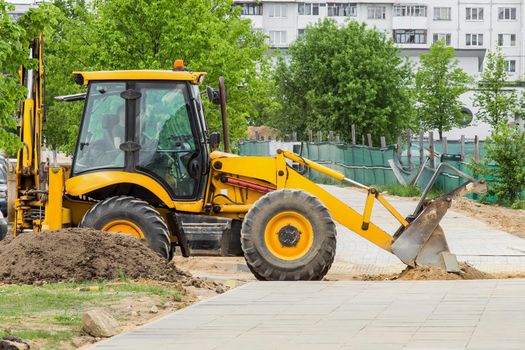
[419,130,424,166]
[406,129,412,170]
[474,135,479,162]
[460,135,465,161]
[442,137,448,154]
[429,131,435,169]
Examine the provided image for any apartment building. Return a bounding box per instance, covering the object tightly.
[236,1,525,138]
[5,0,43,19]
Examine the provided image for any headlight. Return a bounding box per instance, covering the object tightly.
[0,191,6,198]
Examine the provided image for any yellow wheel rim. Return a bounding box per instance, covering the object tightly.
[264,211,314,261]
[102,220,144,239]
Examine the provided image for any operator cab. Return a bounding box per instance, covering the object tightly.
[71,67,210,201]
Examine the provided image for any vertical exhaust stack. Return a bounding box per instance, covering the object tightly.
[218,77,230,153]
[206,77,230,153]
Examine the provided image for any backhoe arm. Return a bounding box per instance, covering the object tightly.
[14,34,65,234]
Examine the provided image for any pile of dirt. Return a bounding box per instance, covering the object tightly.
[452,197,525,237]
[0,228,219,288]
[349,263,494,281]
[396,263,494,280]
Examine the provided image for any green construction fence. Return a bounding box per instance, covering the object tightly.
[238,140,484,193]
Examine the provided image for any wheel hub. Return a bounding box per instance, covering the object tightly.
[102,220,144,239]
[278,224,301,247]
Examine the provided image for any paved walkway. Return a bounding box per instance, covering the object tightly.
[323,186,525,274]
[93,279,525,350]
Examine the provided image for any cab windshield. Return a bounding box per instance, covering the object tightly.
[73,82,126,174]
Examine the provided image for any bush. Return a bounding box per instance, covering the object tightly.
[471,123,525,206]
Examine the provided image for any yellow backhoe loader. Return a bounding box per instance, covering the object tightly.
[15,36,486,280]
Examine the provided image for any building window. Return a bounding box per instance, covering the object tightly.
[394,5,427,17]
[269,30,287,46]
[433,33,451,45]
[498,7,517,20]
[433,7,451,20]
[8,12,24,21]
[466,7,483,20]
[327,3,356,17]
[237,3,262,15]
[505,60,516,72]
[298,3,319,16]
[268,4,287,18]
[367,6,386,19]
[298,29,305,38]
[498,34,517,47]
[394,30,427,44]
[466,33,483,46]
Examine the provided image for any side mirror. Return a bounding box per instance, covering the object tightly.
[210,132,221,149]
[460,107,474,126]
[206,86,221,105]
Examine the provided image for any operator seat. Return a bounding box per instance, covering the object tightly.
[101,113,121,148]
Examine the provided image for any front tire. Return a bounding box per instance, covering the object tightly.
[80,196,171,260]
[241,189,337,281]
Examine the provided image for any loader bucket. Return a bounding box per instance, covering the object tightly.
[391,180,487,271]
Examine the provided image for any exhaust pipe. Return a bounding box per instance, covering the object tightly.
[218,77,230,153]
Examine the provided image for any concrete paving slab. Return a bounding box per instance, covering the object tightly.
[91,279,525,349]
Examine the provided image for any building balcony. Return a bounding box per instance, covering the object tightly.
[392,16,429,29]
[241,14,263,29]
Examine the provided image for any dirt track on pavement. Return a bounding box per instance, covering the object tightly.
[451,197,525,237]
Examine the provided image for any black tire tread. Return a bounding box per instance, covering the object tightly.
[241,189,337,281]
[80,196,171,259]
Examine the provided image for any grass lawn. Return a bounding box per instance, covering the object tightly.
[0,280,184,349]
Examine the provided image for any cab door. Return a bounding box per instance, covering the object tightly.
[135,81,204,199]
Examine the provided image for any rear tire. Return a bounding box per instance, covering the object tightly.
[241,189,337,281]
[80,196,171,260]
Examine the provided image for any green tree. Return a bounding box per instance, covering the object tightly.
[472,123,525,206]
[0,1,30,154]
[42,0,269,154]
[0,1,57,154]
[473,49,517,127]
[414,40,471,140]
[271,19,414,143]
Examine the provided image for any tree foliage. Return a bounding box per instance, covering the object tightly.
[471,123,525,206]
[41,0,268,153]
[414,40,471,139]
[0,1,58,155]
[0,1,30,154]
[473,49,517,127]
[271,19,414,143]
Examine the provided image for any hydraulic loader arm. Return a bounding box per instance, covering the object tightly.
[276,149,486,268]
[277,150,405,251]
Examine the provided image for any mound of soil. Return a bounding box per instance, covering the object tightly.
[397,263,493,280]
[350,263,494,281]
[0,228,193,285]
